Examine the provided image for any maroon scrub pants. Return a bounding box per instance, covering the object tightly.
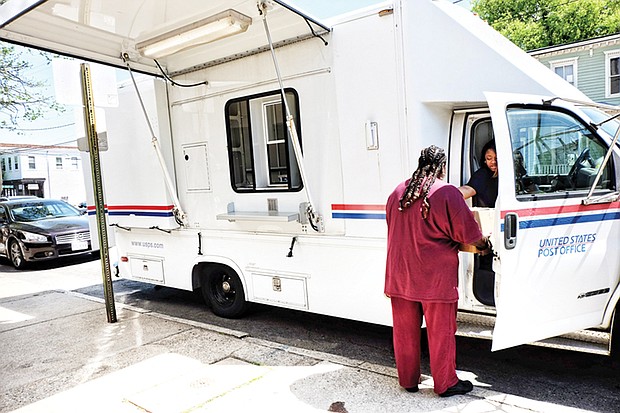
[391,297,459,394]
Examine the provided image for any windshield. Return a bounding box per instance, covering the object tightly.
[9,201,81,222]
[581,107,620,140]
[507,106,614,198]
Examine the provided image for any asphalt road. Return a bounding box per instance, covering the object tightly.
[2,255,619,413]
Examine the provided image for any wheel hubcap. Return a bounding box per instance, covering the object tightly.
[210,274,236,307]
[11,244,22,266]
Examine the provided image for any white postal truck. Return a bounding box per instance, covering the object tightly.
[1,0,619,358]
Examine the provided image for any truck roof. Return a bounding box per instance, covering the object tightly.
[0,0,588,103]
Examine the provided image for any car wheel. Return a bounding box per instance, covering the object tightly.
[9,240,27,270]
[200,265,248,318]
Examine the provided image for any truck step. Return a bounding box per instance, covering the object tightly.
[456,311,611,356]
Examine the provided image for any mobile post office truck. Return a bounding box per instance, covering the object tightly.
[1,0,619,358]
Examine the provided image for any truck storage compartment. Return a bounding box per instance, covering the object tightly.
[129,256,165,283]
[249,268,309,310]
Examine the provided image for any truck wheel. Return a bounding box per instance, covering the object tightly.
[611,307,620,364]
[9,240,27,270]
[201,265,248,318]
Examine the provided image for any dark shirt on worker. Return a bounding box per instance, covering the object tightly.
[466,168,498,207]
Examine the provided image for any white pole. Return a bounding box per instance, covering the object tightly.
[259,2,323,232]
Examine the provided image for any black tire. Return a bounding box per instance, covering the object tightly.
[200,265,248,318]
[611,306,620,365]
[9,240,27,270]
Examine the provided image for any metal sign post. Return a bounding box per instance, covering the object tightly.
[80,63,116,323]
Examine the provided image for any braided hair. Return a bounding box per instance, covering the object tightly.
[398,145,447,218]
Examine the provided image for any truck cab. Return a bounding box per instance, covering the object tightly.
[451,94,620,354]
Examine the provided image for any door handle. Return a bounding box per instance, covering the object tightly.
[504,212,518,250]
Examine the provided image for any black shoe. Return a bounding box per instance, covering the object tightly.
[405,386,419,393]
[439,379,473,397]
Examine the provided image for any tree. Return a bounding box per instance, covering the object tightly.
[472,0,620,50]
[0,43,63,131]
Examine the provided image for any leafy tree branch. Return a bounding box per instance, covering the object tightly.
[472,0,620,50]
[0,43,64,131]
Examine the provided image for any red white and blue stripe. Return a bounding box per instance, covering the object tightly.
[331,204,386,220]
[87,204,175,218]
[501,202,620,231]
[86,202,620,228]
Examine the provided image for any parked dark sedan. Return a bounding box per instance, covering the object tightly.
[0,199,93,269]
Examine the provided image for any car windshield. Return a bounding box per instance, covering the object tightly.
[581,107,620,140]
[8,201,81,222]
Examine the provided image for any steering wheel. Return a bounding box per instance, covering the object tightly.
[568,147,592,183]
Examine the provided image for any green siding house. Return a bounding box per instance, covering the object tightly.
[530,33,620,105]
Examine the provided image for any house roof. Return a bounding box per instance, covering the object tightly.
[529,33,620,57]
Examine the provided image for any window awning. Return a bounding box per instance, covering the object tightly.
[0,0,330,76]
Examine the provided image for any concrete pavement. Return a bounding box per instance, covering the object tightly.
[0,260,596,413]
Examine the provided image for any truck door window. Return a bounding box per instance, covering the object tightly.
[470,118,494,173]
[506,106,614,199]
[225,89,302,192]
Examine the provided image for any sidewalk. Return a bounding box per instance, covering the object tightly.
[1,286,594,412]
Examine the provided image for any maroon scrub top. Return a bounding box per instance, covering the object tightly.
[385,179,483,302]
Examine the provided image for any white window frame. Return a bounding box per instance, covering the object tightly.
[28,156,36,169]
[55,157,63,169]
[549,57,578,86]
[262,99,288,187]
[605,50,620,98]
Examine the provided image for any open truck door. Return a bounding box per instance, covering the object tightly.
[486,92,620,352]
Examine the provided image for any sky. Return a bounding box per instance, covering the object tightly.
[292,0,471,18]
[289,0,387,18]
[0,0,471,147]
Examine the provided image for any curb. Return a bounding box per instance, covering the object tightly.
[65,289,400,379]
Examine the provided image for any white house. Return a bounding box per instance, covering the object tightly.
[0,143,86,205]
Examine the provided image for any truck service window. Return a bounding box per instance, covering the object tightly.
[506,106,614,199]
[225,89,302,192]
